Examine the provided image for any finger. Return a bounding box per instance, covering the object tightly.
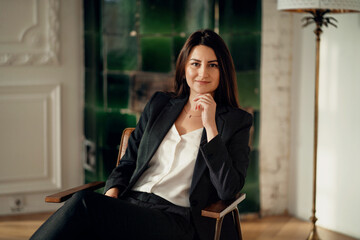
[193,96,212,104]
[195,99,213,109]
[195,102,203,111]
[194,93,212,98]
[195,101,213,111]
[194,95,215,105]
[198,98,213,105]
[201,94,215,103]
[195,100,207,111]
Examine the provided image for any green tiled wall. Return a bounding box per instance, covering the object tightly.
[83,0,261,213]
[102,0,136,35]
[106,35,138,71]
[141,37,173,72]
[84,0,138,183]
[219,1,261,33]
[107,74,130,109]
[219,0,261,214]
[140,0,174,34]
[226,34,261,72]
[237,71,260,109]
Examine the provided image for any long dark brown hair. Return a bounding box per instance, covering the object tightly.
[174,29,239,108]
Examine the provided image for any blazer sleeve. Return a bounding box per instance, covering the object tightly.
[104,92,160,194]
[199,110,253,200]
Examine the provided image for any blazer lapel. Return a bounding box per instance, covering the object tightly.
[189,105,227,195]
[128,96,187,186]
[145,97,188,166]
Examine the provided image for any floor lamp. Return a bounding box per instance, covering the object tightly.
[277,1,360,240]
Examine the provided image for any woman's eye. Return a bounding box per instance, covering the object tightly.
[191,62,200,67]
[209,63,218,68]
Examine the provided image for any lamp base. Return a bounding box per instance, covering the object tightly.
[307,231,320,240]
[307,222,321,240]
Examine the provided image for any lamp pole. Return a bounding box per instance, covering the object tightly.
[302,10,338,239]
[308,14,321,240]
[278,1,360,239]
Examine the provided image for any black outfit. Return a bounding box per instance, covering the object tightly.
[31,190,194,240]
[31,92,252,240]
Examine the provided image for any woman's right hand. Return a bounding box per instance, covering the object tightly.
[105,187,119,198]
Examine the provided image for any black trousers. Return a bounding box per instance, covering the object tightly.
[30,191,195,240]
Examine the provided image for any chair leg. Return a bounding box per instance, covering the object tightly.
[214,217,224,240]
[232,207,243,240]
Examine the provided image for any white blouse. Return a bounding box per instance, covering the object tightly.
[132,124,203,207]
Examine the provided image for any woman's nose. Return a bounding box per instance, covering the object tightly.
[198,65,208,78]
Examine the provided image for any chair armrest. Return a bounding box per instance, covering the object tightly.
[45,181,105,203]
[201,193,246,219]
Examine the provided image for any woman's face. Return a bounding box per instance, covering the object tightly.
[185,45,220,97]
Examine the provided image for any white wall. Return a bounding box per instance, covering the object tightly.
[0,0,83,215]
[289,13,360,238]
[260,0,293,216]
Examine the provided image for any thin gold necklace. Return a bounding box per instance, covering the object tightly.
[183,106,201,119]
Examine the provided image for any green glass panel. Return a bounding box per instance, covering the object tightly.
[84,0,100,32]
[85,147,112,184]
[97,112,136,148]
[174,0,215,34]
[87,148,106,182]
[84,106,97,141]
[96,73,104,107]
[252,110,260,150]
[173,1,186,33]
[84,33,101,69]
[94,111,136,181]
[96,150,106,182]
[173,36,187,65]
[219,0,261,33]
[140,0,174,34]
[85,72,104,108]
[85,168,99,184]
[107,74,130,109]
[238,150,260,213]
[102,0,136,35]
[141,37,172,72]
[224,34,261,71]
[106,35,138,71]
[84,33,93,68]
[85,69,96,105]
[237,71,260,110]
[86,144,125,183]
[101,146,120,178]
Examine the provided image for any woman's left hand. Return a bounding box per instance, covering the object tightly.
[193,93,218,141]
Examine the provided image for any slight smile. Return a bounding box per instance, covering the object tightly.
[195,80,210,84]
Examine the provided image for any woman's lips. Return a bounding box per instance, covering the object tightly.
[195,80,210,84]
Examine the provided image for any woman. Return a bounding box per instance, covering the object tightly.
[31,29,252,240]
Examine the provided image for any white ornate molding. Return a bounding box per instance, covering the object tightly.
[0,0,60,66]
[0,0,38,43]
[0,84,61,194]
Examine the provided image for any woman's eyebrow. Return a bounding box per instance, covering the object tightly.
[190,58,218,63]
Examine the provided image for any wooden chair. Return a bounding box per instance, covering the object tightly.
[45,128,245,240]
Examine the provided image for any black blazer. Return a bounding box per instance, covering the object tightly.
[105,92,253,240]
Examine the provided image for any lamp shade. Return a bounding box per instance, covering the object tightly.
[278,0,360,13]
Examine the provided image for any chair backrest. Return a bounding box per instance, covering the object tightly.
[116,128,135,166]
